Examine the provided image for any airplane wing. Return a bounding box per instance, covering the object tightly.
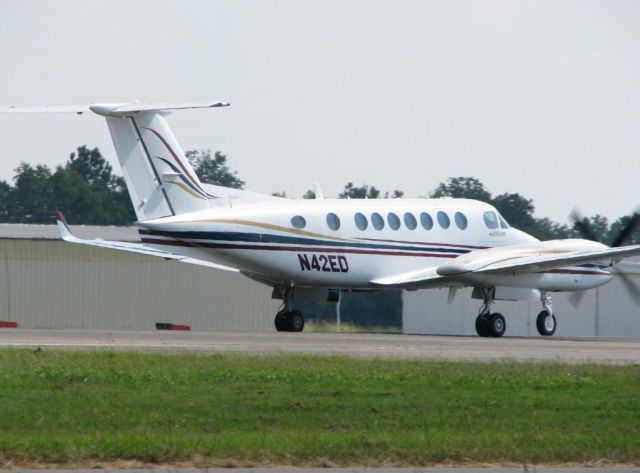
[437,245,640,276]
[370,266,451,288]
[373,243,640,289]
[56,212,239,273]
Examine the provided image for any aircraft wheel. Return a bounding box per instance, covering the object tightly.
[536,310,557,336]
[475,314,491,337]
[274,310,289,332]
[289,310,305,332]
[488,313,506,337]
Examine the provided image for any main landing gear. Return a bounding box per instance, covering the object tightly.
[274,288,305,332]
[536,291,557,336]
[474,288,506,337]
[473,288,558,337]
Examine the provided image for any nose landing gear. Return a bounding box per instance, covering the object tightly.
[474,288,506,337]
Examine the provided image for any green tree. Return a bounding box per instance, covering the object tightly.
[529,218,571,241]
[339,183,380,199]
[571,214,609,243]
[8,163,55,223]
[51,146,135,225]
[606,215,640,246]
[430,177,492,202]
[491,193,536,232]
[186,149,245,189]
[0,181,12,222]
[302,190,316,199]
[384,190,404,199]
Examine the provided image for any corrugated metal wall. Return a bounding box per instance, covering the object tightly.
[403,275,640,337]
[0,239,277,331]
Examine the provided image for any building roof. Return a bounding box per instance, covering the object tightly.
[0,223,139,241]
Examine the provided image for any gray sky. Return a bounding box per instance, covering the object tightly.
[1,0,639,224]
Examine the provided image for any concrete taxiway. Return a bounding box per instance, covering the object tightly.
[0,329,638,364]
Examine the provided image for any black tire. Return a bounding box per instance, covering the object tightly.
[488,313,506,337]
[475,314,491,337]
[536,310,557,336]
[289,310,305,332]
[274,310,289,332]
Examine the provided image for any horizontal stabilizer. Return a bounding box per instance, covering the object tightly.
[0,101,229,116]
[56,211,239,273]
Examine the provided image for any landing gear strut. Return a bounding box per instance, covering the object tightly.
[474,288,506,337]
[274,288,305,332]
[536,291,557,336]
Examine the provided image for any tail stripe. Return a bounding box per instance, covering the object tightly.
[131,118,176,215]
[155,156,210,199]
[143,127,214,198]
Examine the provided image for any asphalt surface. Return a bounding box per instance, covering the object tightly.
[0,329,638,364]
[3,469,639,473]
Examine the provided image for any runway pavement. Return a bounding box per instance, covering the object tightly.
[0,329,638,364]
[5,466,640,473]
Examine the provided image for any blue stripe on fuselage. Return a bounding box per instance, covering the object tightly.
[138,229,471,255]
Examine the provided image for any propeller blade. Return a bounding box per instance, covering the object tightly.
[567,290,586,308]
[570,210,599,242]
[610,212,640,248]
[617,272,640,305]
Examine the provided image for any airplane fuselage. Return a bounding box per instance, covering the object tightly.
[138,197,612,293]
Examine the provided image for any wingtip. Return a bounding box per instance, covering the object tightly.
[55,210,68,227]
[55,210,73,240]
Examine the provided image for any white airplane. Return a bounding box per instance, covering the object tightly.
[3,102,640,336]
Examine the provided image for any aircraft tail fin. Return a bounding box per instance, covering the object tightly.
[1,102,259,221]
[94,103,228,220]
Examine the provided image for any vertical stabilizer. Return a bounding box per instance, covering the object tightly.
[104,110,218,220]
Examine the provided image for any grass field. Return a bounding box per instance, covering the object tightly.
[304,322,402,333]
[0,348,638,467]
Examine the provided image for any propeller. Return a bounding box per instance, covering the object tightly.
[568,209,640,306]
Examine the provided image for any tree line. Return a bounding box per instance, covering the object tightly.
[2,146,635,246]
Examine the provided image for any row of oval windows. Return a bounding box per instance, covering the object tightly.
[291,211,508,232]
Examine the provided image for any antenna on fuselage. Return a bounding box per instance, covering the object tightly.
[313,183,325,199]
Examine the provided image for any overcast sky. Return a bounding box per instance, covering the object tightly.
[1,0,639,224]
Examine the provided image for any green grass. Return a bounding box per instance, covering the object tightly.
[305,322,402,333]
[0,348,638,467]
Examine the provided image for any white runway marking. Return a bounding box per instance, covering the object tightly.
[0,329,638,364]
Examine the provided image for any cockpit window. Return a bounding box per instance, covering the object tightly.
[498,215,510,229]
[483,211,499,229]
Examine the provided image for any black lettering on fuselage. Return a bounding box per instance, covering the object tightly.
[298,254,311,271]
[297,253,349,273]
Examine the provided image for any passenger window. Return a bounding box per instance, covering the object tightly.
[354,212,368,231]
[454,212,468,230]
[499,215,510,229]
[404,212,417,230]
[388,212,400,230]
[437,211,450,229]
[483,211,499,229]
[420,212,433,230]
[326,212,340,231]
[371,212,384,230]
[291,215,306,229]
